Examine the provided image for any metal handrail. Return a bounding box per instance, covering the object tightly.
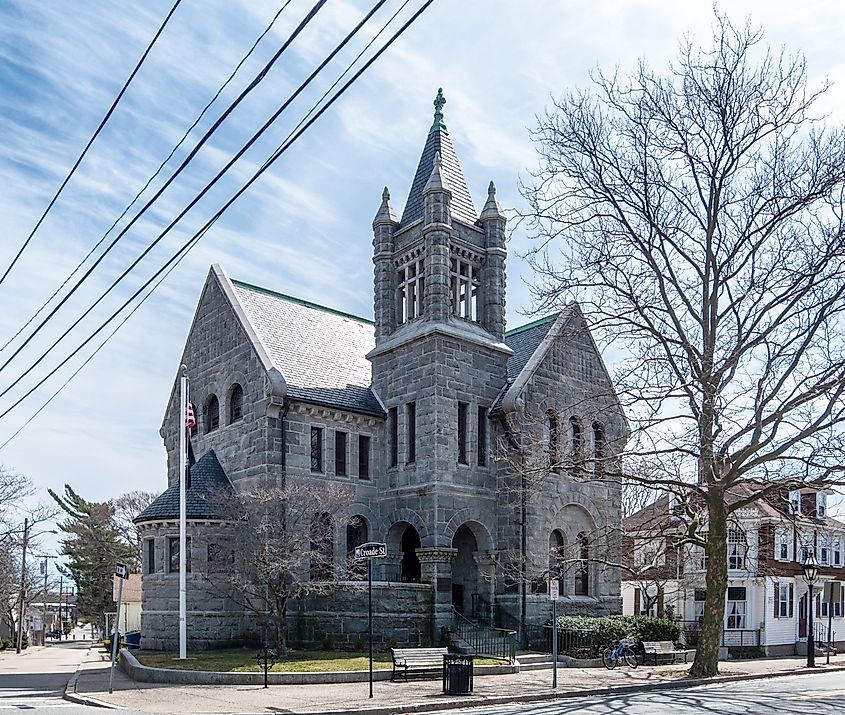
[451,607,517,664]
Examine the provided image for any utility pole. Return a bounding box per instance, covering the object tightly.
[16,518,29,654]
[34,554,58,646]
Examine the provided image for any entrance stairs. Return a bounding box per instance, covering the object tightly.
[450,607,518,664]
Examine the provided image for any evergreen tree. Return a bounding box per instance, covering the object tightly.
[49,485,137,634]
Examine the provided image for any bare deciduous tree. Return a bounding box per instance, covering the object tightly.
[523,12,845,677]
[210,480,354,655]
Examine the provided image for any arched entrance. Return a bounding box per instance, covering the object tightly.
[400,525,421,583]
[451,525,478,615]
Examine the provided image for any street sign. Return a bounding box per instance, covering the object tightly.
[115,562,130,580]
[355,542,387,559]
[549,579,560,601]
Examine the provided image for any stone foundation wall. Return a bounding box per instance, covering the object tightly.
[288,582,434,649]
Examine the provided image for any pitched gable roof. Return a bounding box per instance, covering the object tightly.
[230,279,384,417]
[504,314,559,380]
[400,125,478,227]
[134,450,234,523]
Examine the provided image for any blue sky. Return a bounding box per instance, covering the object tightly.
[1,0,844,552]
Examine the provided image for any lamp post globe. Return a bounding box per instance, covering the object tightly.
[803,551,819,668]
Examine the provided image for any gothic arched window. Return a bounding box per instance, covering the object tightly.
[204,395,220,433]
[574,532,589,596]
[549,529,565,585]
[346,516,369,580]
[310,512,334,581]
[545,410,559,470]
[592,421,605,472]
[229,384,243,424]
[569,416,582,455]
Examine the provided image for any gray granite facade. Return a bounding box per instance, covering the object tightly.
[136,92,625,651]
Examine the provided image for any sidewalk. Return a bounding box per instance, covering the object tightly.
[71,648,845,715]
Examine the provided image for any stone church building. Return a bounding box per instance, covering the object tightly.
[135,91,626,650]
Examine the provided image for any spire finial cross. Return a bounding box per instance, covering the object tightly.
[430,88,447,133]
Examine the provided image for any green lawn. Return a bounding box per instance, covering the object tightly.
[134,648,503,672]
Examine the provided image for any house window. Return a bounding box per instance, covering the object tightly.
[229,384,243,423]
[346,516,369,579]
[204,394,220,433]
[450,257,480,320]
[335,430,348,476]
[592,422,605,473]
[833,538,842,567]
[457,402,468,465]
[818,493,828,518]
[694,589,706,622]
[310,427,324,473]
[775,583,793,618]
[634,538,665,568]
[358,435,370,480]
[168,537,191,573]
[690,537,709,572]
[573,532,589,596]
[545,410,559,471]
[477,406,487,467]
[146,538,155,575]
[406,402,416,464]
[728,529,747,570]
[789,490,801,515]
[820,535,831,565]
[569,416,582,455]
[549,529,565,584]
[726,587,746,629]
[396,259,425,325]
[310,512,334,581]
[775,529,791,561]
[389,407,398,467]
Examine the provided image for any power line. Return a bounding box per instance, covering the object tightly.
[0,0,293,356]
[0,0,183,289]
[0,0,388,400]
[0,0,415,450]
[0,0,328,375]
[0,0,437,428]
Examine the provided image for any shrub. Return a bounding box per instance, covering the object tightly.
[386,638,398,650]
[353,637,366,652]
[21,634,28,650]
[628,616,681,643]
[321,637,333,651]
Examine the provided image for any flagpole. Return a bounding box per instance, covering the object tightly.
[179,364,187,660]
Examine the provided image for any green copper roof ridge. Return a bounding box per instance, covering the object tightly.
[505,313,560,337]
[232,279,375,326]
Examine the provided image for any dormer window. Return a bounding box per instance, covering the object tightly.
[789,490,801,515]
[396,259,425,325]
[817,493,827,519]
[450,257,479,320]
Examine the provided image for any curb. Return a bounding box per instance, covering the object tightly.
[63,647,120,710]
[241,662,845,715]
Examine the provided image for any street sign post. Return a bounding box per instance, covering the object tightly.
[354,542,387,699]
[549,579,559,688]
[108,563,130,694]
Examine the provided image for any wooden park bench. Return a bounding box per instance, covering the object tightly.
[390,647,450,681]
[641,640,694,665]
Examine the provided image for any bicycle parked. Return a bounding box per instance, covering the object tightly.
[601,637,639,669]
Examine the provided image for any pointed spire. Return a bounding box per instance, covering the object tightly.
[430,88,447,134]
[424,151,448,193]
[373,186,397,225]
[480,180,505,220]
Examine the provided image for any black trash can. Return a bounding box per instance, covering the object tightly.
[442,653,474,695]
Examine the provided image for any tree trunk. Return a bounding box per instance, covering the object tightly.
[689,490,727,677]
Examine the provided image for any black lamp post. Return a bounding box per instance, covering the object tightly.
[803,551,819,668]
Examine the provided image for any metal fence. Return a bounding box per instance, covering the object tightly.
[451,608,517,663]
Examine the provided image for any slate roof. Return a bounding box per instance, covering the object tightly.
[231,281,384,417]
[504,314,559,380]
[134,450,234,523]
[400,126,478,227]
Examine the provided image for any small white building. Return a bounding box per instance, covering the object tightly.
[623,486,845,657]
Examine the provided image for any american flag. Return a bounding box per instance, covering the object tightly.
[185,403,196,430]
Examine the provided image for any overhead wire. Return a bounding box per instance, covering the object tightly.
[0,0,183,288]
[0,0,390,401]
[0,0,437,429]
[0,0,293,356]
[0,0,328,375]
[0,0,417,450]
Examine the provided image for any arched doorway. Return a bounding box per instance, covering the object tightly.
[400,525,421,583]
[451,525,478,615]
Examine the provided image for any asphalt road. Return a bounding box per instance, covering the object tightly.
[434,670,845,715]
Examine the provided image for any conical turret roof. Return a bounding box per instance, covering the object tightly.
[399,89,478,227]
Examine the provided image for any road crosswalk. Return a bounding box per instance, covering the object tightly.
[0,689,75,710]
